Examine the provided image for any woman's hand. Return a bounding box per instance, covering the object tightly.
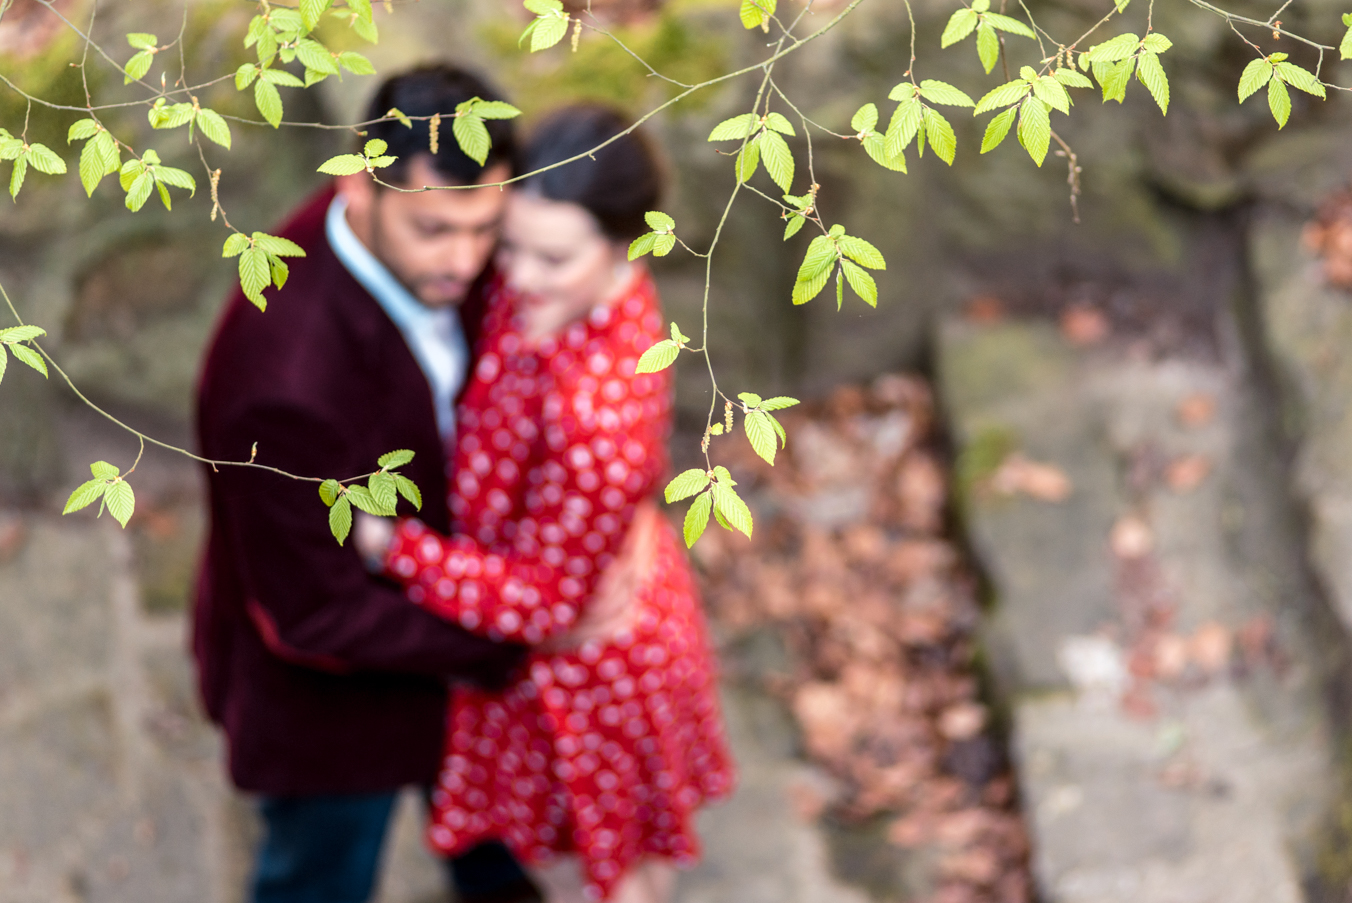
[353,512,396,574]
[540,498,661,652]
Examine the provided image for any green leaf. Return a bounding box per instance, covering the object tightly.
[711,480,753,539]
[394,474,423,511]
[1268,75,1291,127]
[841,258,878,307]
[296,39,339,75]
[0,325,45,343]
[759,130,794,192]
[385,107,413,128]
[1032,76,1071,114]
[1275,61,1326,98]
[63,479,108,514]
[329,496,353,545]
[683,491,712,548]
[919,80,975,107]
[148,100,195,130]
[645,210,675,231]
[1238,58,1273,101]
[636,338,679,373]
[976,23,1000,74]
[269,255,290,290]
[1342,21,1352,60]
[837,234,885,269]
[863,133,907,172]
[671,321,691,343]
[105,480,135,528]
[239,247,271,309]
[7,155,23,198]
[885,98,923,157]
[10,343,46,378]
[154,166,196,194]
[127,32,158,50]
[888,83,918,102]
[124,50,154,84]
[921,108,957,165]
[318,478,343,507]
[975,80,1030,114]
[628,232,657,261]
[735,139,760,184]
[300,0,332,30]
[21,143,64,176]
[851,103,879,133]
[836,271,844,310]
[379,449,416,469]
[260,68,305,87]
[452,115,491,166]
[739,0,772,30]
[368,471,398,514]
[195,108,232,149]
[124,170,153,211]
[792,264,832,305]
[941,8,979,47]
[744,410,778,464]
[252,233,305,257]
[797,234,837,281]
[90,461,120,480]
[311,153,363,176]
[236,63,259,90]
[1142,33,1173,53]
[760,396,799,411]
[1017,97,1052,165]
[784,214,807,239]
[0,345,6,383]
[738,391,764,405]
[653,234,676,256]
[708,113,759,141]
[530,12,569,51]
[67,119,99,142]
[763,112,795,136]
[1054,66,1094,88]
[472,101,522,120]
[255,79,283,128]
[1135,51,1170,114]
[666,468,711,502]
[222,234,250,258]
[984,12,1035,37]
[1086,32,1141,62]
[1101,57,1136,104]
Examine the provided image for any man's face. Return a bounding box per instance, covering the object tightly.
[340,155,510,309]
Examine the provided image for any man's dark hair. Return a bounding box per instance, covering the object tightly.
[519,105,663,242]
[363,64,517,186]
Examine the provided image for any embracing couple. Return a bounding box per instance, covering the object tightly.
[194,64,734,903]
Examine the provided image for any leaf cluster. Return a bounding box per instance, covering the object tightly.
[793,225,886,308]
[0,130,67,199]
[941,0,1037,74]
[63,461,136,529]
[1237,52,1327,128]
[628,211,677,260]
[666,465,753,547]
[119,149,195,212]
[0,325,49,385]
[635,320,690,373]
[319,450,423,545]
[519,0,572,52]
[707,111,797,193]
[737,392,798,465]
[223,231,307,310]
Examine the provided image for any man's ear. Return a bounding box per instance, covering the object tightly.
[336,172,376,242]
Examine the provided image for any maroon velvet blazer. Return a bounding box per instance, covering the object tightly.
[193,185,523,795]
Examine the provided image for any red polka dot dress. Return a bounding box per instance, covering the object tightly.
[382,271,735,900]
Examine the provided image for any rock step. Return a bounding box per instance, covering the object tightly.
[937,317,1340,902]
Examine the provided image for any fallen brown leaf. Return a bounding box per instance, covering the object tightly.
[1190,621,1232,674]
[1060,305,1110,346]
[1109,515,1154,559]
[1175,392,1217,428]
[1165,454,1212,493]
[964,294,1005,324]
[988,454,1073,502]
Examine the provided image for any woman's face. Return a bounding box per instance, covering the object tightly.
[497,192,628,333]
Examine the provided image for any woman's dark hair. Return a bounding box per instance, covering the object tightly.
[519,106,663,242]
[363,64,517,186]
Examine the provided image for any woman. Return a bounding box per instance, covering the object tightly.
[357,106,734,903]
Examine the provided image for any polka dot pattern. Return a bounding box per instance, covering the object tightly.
[383,273,736,900]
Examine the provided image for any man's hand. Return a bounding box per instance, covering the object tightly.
[353,512,396,573]
[541,498,662,652]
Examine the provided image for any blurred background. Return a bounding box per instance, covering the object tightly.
[4,0,1352,900]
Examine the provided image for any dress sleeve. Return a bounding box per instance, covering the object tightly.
[384,313,673,646]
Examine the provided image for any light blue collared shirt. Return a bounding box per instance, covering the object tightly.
[326,195,469,440]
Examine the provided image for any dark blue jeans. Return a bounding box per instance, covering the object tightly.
[251,792,531,903]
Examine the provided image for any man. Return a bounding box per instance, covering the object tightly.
[194,65,540,903]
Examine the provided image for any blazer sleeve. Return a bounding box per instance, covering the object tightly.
[211,401,524,679]
[382,361,672,646]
